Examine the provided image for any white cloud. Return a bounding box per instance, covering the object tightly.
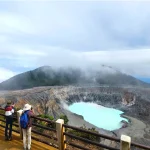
[0,12,35,34]
[30,46,150,77]
[1,1,150,81]
[0,68,17,83]
[0,33,150,77]
[81,49,150,76]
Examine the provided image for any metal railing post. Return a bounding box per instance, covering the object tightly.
[56,119,66,150]
[120,135,131,150]
[17,109,23,139]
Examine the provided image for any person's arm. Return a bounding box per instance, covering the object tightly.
[28,110,35,117]
[11,104,15,114]
[27,110,35,127]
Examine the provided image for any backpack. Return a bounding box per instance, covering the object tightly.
[20,110,29,129]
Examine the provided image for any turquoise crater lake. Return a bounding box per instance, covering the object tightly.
[69,102,128,131]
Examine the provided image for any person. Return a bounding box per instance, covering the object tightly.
[4,100,15,140]
[21,104,34,150]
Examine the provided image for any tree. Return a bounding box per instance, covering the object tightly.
[59,114,69,124]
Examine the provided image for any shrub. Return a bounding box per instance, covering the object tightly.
[67,125,100,142]
[38,114,54,120]
[37,114,56,129]
[59,114,69,124]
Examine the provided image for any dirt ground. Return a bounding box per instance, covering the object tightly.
[0,127,57,150]
[114,115,150,146]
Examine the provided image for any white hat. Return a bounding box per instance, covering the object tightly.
[23,103,31,111]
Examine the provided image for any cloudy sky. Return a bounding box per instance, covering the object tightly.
[0,1,150,82]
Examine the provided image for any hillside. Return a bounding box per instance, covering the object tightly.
[0,65,149,90]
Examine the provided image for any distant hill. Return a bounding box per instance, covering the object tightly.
[135,77,150,83]
[0,65,149,90]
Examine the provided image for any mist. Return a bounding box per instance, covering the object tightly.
[1,1,150,82]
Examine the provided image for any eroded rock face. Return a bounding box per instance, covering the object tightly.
[0,86,150,120]
[0,86,150,147]
[122,92,136,106]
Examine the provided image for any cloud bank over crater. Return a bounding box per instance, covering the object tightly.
[0,1,150,82]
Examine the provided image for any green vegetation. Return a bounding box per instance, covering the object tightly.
[35,114,56,130]
[36,114,100,142]
[35,114,69,130]
[37,114,69,124]
[38,114,54,120]
[67,124,100,142]
[59,114,69,124]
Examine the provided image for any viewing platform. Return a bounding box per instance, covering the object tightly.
[0,107,150,150]
[0,126,57,150]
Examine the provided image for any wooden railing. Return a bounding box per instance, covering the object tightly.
[0,107,150,150]
[0,108,58,148]
[31,115,58,147]
[62,124,150,150]
[63,124,119,150]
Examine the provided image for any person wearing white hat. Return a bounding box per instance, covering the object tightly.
[21,103,34,150]
[23,104,31,111]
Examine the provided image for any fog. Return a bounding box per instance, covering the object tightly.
[1,1,150,82]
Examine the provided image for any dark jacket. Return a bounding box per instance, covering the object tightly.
[5,105,14,117]
[27,110,34,127]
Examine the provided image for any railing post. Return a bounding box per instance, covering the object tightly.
[17,109,23,139]
[56,119,66,150]
[120,135,131,150]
